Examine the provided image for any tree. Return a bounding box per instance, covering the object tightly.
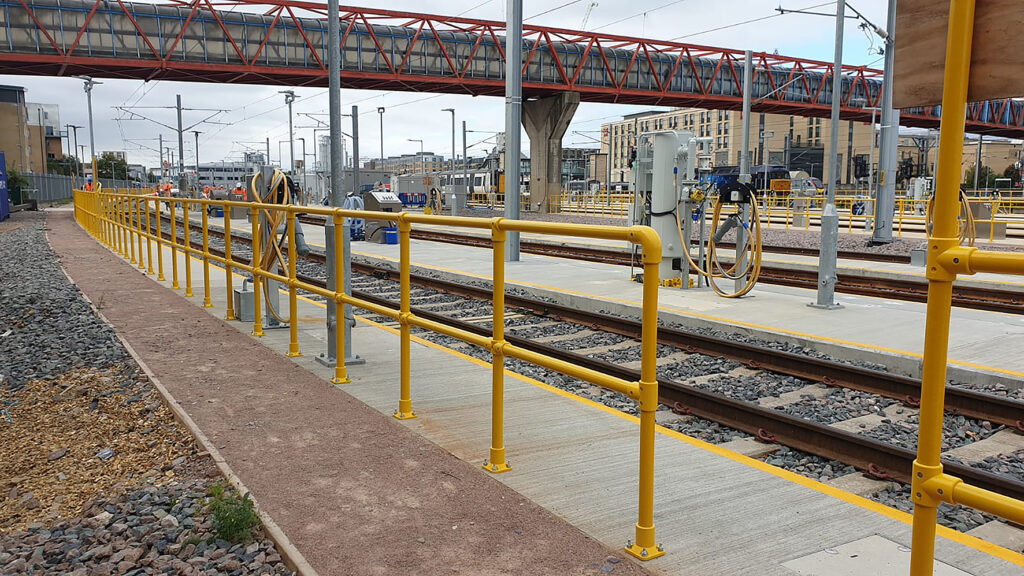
[47,156,81,176]
[1002,164,1021,188]
[95,152,128,180]
[963,163,998,189]
[6,169,32,192]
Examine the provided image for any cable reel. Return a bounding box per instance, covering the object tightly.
[249,168,311,325]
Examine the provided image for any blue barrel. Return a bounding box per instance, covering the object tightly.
[384,227,399,245]
[215,207,224,217]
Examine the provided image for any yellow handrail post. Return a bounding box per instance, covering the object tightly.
[127,197,137,265]
[201,203,213,308]
[626,226,664,561]
[224,205,235,321]
[393,217,414,416]
[183,200,194,297]
[155,199,165,282]
[251,206,264,337]
[170,200,180,290]
[331,212,349,384]
[910,1,975,575]
[144,197,154,275]
[120,196,128,256]
[483,221,511,473]
[116,196,125,256]
[97,194,106,246]
[285,211,301,357]
[135,196,145,270]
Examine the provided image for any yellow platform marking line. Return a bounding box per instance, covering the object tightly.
[347,311,1024,568]
[146,246,1021,566]
[348,249,1024,380]
[762,255,1024,288]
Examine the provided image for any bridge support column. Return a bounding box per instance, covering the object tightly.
[522,93,579,213]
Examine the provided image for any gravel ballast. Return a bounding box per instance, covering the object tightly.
[0,212,296,576]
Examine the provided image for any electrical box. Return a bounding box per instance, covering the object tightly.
[720,186,751,204]
[362,191,403,243]
[233,285,254,323]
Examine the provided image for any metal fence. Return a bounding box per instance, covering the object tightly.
[18,174,136,204]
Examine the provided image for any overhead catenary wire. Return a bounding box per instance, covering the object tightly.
[669,1,835,41]
[589,0,688,32]
[525,0,587,21]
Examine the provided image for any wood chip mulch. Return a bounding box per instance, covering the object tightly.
[0,364,200,532]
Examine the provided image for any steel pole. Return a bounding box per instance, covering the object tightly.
[85,80,98,183]
[37,109,45,173]
[973,135,983,191]
[176,94,186,194]
[378,107,385,163]
[192,131,201,186]
[158,134,163,182]
[871,0,897,244]
[462,120,469,211]
[868,107,877,202]
[812,0,844,309]
[351,105,360,196]
[70,125,81,179]
[504,0,523,261]
[737,50,753,295]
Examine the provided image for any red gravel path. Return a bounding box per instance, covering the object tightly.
[46,210,655,576]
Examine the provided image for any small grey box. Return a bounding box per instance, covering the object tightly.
[233,286,255,322]
[910,248,928,267]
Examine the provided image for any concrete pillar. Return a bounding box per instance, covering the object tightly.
[522,92,580,213]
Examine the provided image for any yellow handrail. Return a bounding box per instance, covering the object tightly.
[74,190,667,561]
[910,1,1024,575]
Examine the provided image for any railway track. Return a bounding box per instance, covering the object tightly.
[396,226,1024,314]
[158,215,1024,504]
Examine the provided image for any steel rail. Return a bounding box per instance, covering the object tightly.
[166,212,1024,429]
[163,218,1024,501]
[388,224,1024,314]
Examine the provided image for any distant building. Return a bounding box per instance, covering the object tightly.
[128,163,148,181]
[369,152,446,174]
[0,86,64,173]
[602,107,874,187]
[190,161,252,189]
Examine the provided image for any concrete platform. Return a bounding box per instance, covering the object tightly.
[105,210,1024,574]
[322,224,1024,387]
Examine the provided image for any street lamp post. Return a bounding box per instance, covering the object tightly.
[67,124,82,179]
[442,108,456,213]
[78,76,102,184]
[281,90,298,174]
[192,130,201,188]
[377,107,385,165]
[407,139,424,174]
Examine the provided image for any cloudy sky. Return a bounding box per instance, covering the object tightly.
[1,0,889,170]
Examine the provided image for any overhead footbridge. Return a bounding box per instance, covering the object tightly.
[3,0,1022,207]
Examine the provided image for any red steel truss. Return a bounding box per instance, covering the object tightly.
[1,0,1021,136]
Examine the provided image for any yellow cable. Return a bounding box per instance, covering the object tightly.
[675,186,762,298]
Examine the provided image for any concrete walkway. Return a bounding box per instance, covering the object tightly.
[46,209,652,576]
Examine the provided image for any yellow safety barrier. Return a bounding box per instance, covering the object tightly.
[911,1,1024,574]
[73,190,668,561]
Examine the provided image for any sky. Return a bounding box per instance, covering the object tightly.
[1,0,891,171]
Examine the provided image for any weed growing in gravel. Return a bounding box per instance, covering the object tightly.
[206,483,260,543]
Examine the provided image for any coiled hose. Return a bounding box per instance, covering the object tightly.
[677,182,763,298]
[249,169,306,323]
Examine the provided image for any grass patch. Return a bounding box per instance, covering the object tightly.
[206,483,260,544]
